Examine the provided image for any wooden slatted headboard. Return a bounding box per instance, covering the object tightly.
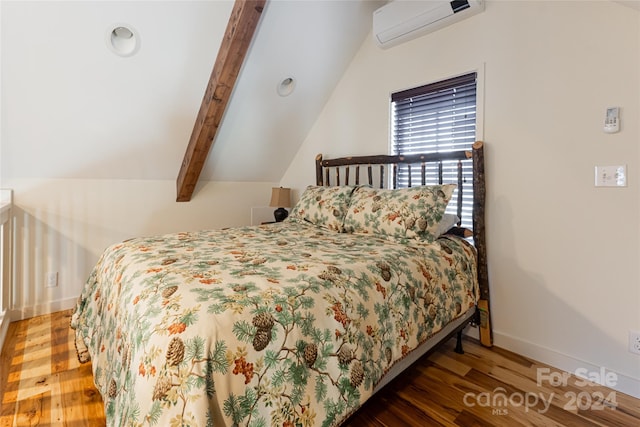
[316,149,470,223]
[315,141,491,346]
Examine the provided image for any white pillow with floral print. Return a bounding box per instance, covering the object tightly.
[343,184,456,243]
[287,186,356,232]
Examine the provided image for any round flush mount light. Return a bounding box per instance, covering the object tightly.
[277,77,296,97]
[106,24,140,57]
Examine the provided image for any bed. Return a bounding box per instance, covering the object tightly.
[70,141,490,427]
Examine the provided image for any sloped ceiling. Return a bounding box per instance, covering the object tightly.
[1,0,383,184]
[201,0,384,182]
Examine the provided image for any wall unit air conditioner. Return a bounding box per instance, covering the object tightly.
[373,0,485,49]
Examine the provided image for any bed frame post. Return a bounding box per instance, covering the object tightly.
[471,141,492,347]
[315,154,324,186]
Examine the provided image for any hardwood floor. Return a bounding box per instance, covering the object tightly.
[1,311,639,426]
[0,311,104,427]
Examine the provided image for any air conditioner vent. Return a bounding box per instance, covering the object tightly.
[373,0,484,49]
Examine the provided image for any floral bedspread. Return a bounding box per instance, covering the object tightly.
[70,221,478,427]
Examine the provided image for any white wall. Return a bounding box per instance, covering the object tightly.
[5,178,276,319]
[282,1,640,398]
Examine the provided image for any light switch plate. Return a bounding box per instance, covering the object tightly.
[595,165,627,187]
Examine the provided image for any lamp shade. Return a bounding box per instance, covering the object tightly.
[269,187,291,208]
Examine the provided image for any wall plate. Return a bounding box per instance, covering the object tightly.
[595,165,627,187]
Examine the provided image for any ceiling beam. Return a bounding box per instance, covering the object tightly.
[176,0,267,202]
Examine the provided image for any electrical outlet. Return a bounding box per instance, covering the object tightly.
[46,271,58,288]
[629,330,640,355]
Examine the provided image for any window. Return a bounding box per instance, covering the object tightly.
[391,72,477,228]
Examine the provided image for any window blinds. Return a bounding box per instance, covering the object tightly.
[392,72,477,154]
[391,72,477,228]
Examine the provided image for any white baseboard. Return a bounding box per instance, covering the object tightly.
[494,329,640,399]
[0,310,10,352]
[10,296,78,321]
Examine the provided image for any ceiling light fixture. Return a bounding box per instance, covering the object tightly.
[106,23,140,57]
[277,77,296,97]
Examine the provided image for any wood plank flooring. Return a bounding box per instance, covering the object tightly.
[0,310,104,427]
[1,310,639,426]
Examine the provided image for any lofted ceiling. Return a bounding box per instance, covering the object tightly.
[2,0,635,190]
[1,0,384,187]
[199,0,384,183]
